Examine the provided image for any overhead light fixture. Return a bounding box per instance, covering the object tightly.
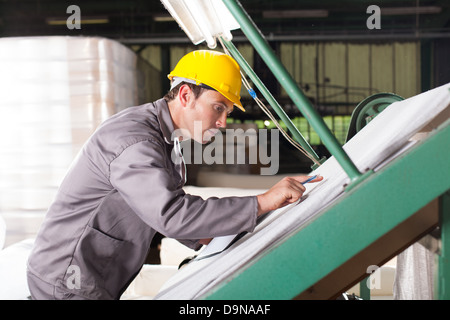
[160,0,240,49]
[381,6,441,15]
[46,17,109,26]
[263,10,329,19]
[153,14,175,22]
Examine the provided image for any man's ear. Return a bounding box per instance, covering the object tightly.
[178,84,193,108]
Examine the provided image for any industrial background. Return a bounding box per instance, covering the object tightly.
[0,0,449,300]
[2,0,449,173]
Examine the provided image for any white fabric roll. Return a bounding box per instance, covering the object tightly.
[0,216,5,250]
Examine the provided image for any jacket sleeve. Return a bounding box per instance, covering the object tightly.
[109,139,258,241]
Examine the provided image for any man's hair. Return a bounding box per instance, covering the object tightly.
[163,82,207,102]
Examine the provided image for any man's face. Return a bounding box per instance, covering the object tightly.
[182,88,234,144]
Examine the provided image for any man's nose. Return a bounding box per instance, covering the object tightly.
[216,113,227,128]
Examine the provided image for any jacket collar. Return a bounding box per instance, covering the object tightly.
[154,98,175,145]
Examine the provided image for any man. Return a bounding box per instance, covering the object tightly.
[27,50,321,300]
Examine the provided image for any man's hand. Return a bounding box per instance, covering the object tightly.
[198,175,322,246]
[199,238,212,245]
[256,175,323,216]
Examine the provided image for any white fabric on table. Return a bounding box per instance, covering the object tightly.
[0,239,34,299]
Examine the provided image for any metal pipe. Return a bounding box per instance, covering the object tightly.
[221,38,321,163]
[222,0,363,181]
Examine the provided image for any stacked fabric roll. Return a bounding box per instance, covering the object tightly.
[0,36,139,246]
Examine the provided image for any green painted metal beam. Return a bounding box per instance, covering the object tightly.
[222,0,364,183]
[438,191,450,300]
[204,120,450,300]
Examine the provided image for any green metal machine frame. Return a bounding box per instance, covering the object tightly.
[162,0,449,300]
[438,191,450,299]
[345,93,405,142]
[204,118,449,300]
[199,0,449,299]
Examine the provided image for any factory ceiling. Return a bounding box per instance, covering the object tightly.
[1,0,449,44]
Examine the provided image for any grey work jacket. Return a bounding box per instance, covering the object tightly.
[27,98,258,299]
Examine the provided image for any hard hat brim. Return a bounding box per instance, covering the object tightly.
[168,75,245,112]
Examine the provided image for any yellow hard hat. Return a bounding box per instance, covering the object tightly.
[168,50,244,112]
